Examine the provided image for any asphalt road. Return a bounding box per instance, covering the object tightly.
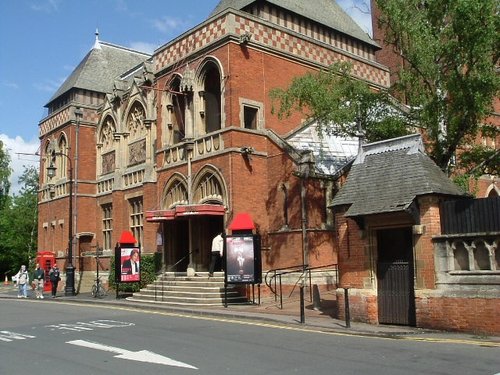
[1,299,498,375]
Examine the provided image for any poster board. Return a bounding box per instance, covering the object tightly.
[116,246,141,283]
[224,234,261,284]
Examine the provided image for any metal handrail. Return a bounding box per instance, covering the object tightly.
[155,249,198,301]
[265,263,338,309]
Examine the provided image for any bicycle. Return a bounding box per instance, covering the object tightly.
[91,277,106,298]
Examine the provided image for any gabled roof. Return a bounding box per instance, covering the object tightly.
[46,40,150,106]
[209,0,375,46]
[286,121,358,175]
[331,134,465,217]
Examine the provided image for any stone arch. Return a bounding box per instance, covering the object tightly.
[43,140,54,183]
[125,100,147,139]
[56,133,69,179]
[162,173,188,209]
[486,183,499,197]
[124,101,148,167]
[195,57,224,134]
[97,115,117,176]
[162,74,186,145]
[192,165,227,206]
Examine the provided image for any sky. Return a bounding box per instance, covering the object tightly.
[0,0,371,194]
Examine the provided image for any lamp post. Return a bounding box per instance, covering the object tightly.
[47,151,75,296]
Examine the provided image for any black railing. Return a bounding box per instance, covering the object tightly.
[264,263,338,309]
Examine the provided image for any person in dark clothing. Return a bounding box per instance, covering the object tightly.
[32,263,45,299]
[49,263,61,298]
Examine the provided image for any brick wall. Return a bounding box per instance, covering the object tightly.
[416,295,500,335]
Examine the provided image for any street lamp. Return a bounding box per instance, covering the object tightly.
[47,150,75,296]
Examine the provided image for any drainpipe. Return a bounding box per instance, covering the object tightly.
[185,140,195,277]
[74,107,82,278]
[298,151,314,324]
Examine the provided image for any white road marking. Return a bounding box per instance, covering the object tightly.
[46,319,135,332]
[67,339,198,369]
[0,331,36,342]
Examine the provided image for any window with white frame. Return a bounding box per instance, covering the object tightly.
[102,204,113,251]
[129,197,143,247]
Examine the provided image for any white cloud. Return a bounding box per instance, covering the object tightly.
[0,134,39,195]
[129,41,158,55]
[152,16,189,34]
[3,82,20,90]
[33,77,66,93]
[30,0,61,13]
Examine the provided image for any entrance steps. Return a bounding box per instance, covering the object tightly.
[127,272,248,306]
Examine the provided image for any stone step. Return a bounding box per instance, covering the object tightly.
[130,272,247,306]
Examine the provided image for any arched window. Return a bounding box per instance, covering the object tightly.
[162,175,188,209]
[57,135,68,179]
[126,102,147,166]
[199,62,222,134]
[98,115,116,175]
[163,76,186,145]
[192,167,226,205]
[453,242,470,271]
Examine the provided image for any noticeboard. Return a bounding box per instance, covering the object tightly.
[224,234,261,284]
[116,246,141,283]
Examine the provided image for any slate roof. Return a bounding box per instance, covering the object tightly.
[330,134,465,217]
[286,121,358,175]
[46,40,150,106]
[209,0,376,46]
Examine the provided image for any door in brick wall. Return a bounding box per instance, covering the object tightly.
[376,227,416,326]
[164,220,190,272]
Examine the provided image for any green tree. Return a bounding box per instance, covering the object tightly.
[271,0,499,174]
[270,62,410,143]
[0,140,12,209]
[376,0,499,172]
[0,165,39,277]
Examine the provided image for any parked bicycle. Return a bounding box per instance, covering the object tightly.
[91,277,106,298]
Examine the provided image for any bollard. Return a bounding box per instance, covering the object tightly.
[299,284,305,324]
[344,287,351,328]
[312,284,321,311]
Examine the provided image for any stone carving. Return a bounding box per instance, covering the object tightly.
[128,139,146,166]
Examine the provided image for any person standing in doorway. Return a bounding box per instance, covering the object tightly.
[15,265,29,298]
[49,263,61,298]
[32,263,45,299]
[209,233,224,276]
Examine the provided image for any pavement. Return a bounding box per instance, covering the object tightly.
[1,283,498,346]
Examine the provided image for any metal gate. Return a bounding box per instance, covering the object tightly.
[376,228,416,326]
[377,261,414,325]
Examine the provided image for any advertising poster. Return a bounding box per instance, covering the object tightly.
[225,235,255,283]
[120,247,141,282]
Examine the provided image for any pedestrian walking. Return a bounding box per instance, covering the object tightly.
[15,265,29,298]
[49,263,61,298]
[32,263,45,299]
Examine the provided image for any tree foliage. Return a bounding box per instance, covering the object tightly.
[0,140,12,209]
[270,62,410,143]
[0,165,39,277]
[270,0,499,175]
[375,0,499,172]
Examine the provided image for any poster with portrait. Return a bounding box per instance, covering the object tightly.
[119,247,141,282]
[225,235,261,284]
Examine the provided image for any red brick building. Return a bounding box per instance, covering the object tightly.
[38,1,387,290]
